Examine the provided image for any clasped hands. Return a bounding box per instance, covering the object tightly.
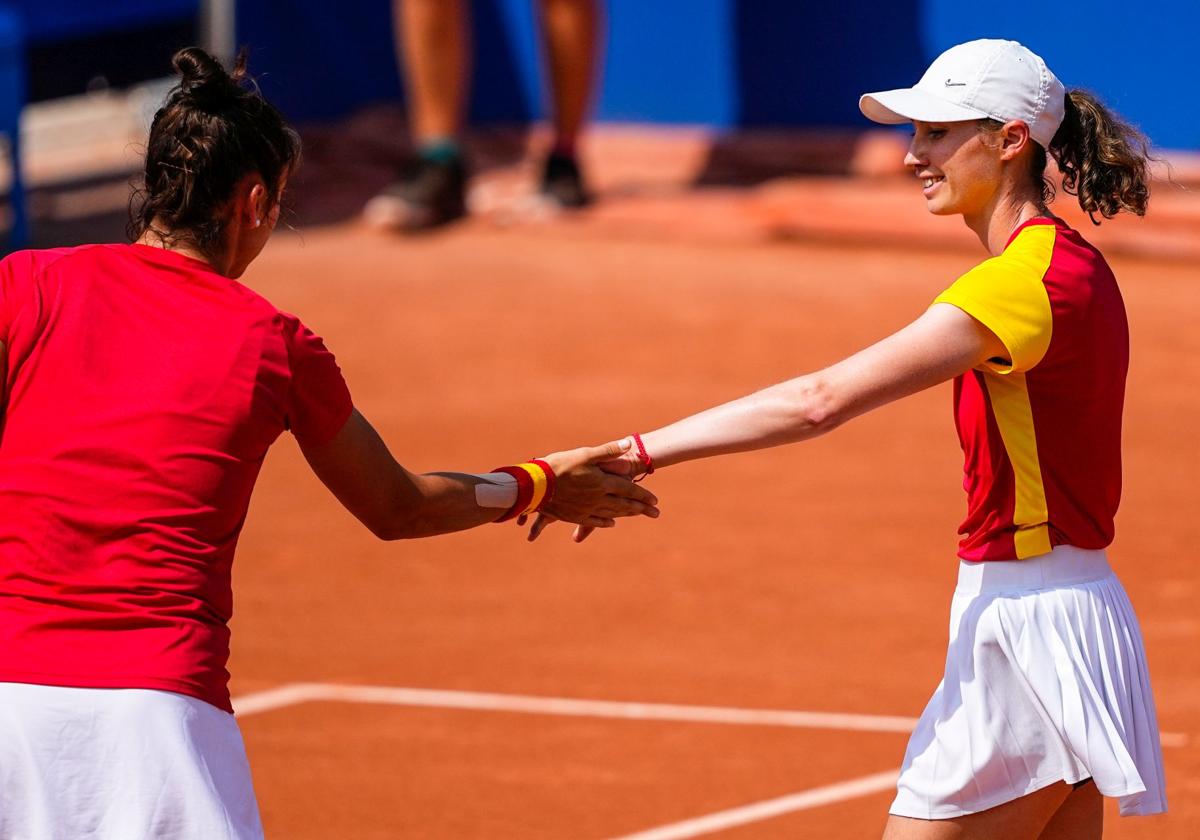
[521,437,654,542]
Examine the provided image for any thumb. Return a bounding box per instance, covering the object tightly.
[583,437,633,464]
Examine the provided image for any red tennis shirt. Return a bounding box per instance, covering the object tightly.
[0,244,353,712]
[933,218,1128,561]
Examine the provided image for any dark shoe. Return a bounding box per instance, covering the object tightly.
[539,153,590,209]
[363,156,468,231]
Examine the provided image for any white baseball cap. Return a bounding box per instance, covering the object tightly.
[859,39,1066,148]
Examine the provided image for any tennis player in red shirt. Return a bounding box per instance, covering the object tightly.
[0,48,657,838]
[540,40,1165,837]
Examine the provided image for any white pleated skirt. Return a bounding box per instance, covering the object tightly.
[891,545,1167,819]
[0,682,264,839]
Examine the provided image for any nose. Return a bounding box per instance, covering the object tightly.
[903,138,925,169]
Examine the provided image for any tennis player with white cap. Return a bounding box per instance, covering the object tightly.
[545,38,1166,837]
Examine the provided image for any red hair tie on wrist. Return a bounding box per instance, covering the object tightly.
[631,433,654,482]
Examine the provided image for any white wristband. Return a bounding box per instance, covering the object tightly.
[473,472,518,509]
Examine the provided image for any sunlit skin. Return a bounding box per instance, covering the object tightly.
[136,173,286,279]
[905,119,1050,256]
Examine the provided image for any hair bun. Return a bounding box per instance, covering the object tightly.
[172,47,241,109]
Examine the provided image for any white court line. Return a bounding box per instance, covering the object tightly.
[232,682,1190,748]
[607,769,900,840]
[1161,732,1188,748]
[233,682,920,732]
[230,683,1188,836]
[231,682,319,717]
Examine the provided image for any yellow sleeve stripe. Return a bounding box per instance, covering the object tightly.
[932,224,1056,375]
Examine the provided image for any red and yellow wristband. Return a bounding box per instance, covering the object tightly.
[492,459,558,522]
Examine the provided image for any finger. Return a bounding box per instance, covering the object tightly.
[589,498,660,520]
[582,437,634,464]
[600,475,658,506]
[614,499,661,519]
[517,514,528,527]
[595,458,634,477]
[527,513,553,542]
[572,524,596,542]
[582,516,617,529]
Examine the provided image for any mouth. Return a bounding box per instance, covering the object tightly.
[920,174,944,198]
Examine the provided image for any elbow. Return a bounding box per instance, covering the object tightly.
[372,525,406,542]
[367,518,406,541]
[793,374,847,435]
[366,510,431,541]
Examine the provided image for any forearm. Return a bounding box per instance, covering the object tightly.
[301,410,523,541]
[382,470,515,539]
[642,372,838,470]
[634,305,1003,474]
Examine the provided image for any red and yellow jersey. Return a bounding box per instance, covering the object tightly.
[933,218,1128,561]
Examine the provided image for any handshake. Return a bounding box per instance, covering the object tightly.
[516,436,658,543]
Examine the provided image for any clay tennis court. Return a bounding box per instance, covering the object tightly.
[203,124,1200,838]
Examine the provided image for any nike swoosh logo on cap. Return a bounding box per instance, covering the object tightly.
[945,79,967,86]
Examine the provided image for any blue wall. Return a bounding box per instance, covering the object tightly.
[8,0,196,42]
[238,0,1197,150]
[923,2,1198,149]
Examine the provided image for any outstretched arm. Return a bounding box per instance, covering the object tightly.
[533,303,1003,541]
[299,409,659,540]
[636,303,1003,469]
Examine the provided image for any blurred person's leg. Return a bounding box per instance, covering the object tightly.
[402,0,470,149]
[364,0,470,231]
[537,0,599,208]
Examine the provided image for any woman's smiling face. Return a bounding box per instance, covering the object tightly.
[904,120,1004,219]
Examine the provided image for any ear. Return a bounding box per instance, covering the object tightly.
[998,120,1033,161]
[247,180,270,228]
[231,173,270,229]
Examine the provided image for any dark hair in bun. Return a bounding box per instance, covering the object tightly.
[129,47,301,254]
[173,46,244,110]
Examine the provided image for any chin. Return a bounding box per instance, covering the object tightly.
[925,200,958,216]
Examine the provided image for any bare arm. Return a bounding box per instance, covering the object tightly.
[530,304,1003,542]
[638,303,1004,468]
[299,408,659,540]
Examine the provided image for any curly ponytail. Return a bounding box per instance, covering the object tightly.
[1048,90,1152,224]
[129,47,301,254]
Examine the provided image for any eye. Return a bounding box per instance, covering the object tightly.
[928,128,947,139]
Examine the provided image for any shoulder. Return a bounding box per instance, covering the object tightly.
[1,244,105,278]
[959,222,1059,290]
[273,309,339,362]
[932,222,1062,374]
[0,246,104,311]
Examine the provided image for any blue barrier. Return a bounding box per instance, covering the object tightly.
[238,1,1200,151]
[0,5,24,249]
[7,1,196,43]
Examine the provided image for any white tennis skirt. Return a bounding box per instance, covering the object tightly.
[0,682,264,839]
[891,545,1166,819]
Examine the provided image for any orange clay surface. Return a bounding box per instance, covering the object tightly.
[225,149,1199,838]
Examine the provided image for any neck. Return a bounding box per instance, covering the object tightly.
[136,226,236,276]
[964,189,1049,256]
